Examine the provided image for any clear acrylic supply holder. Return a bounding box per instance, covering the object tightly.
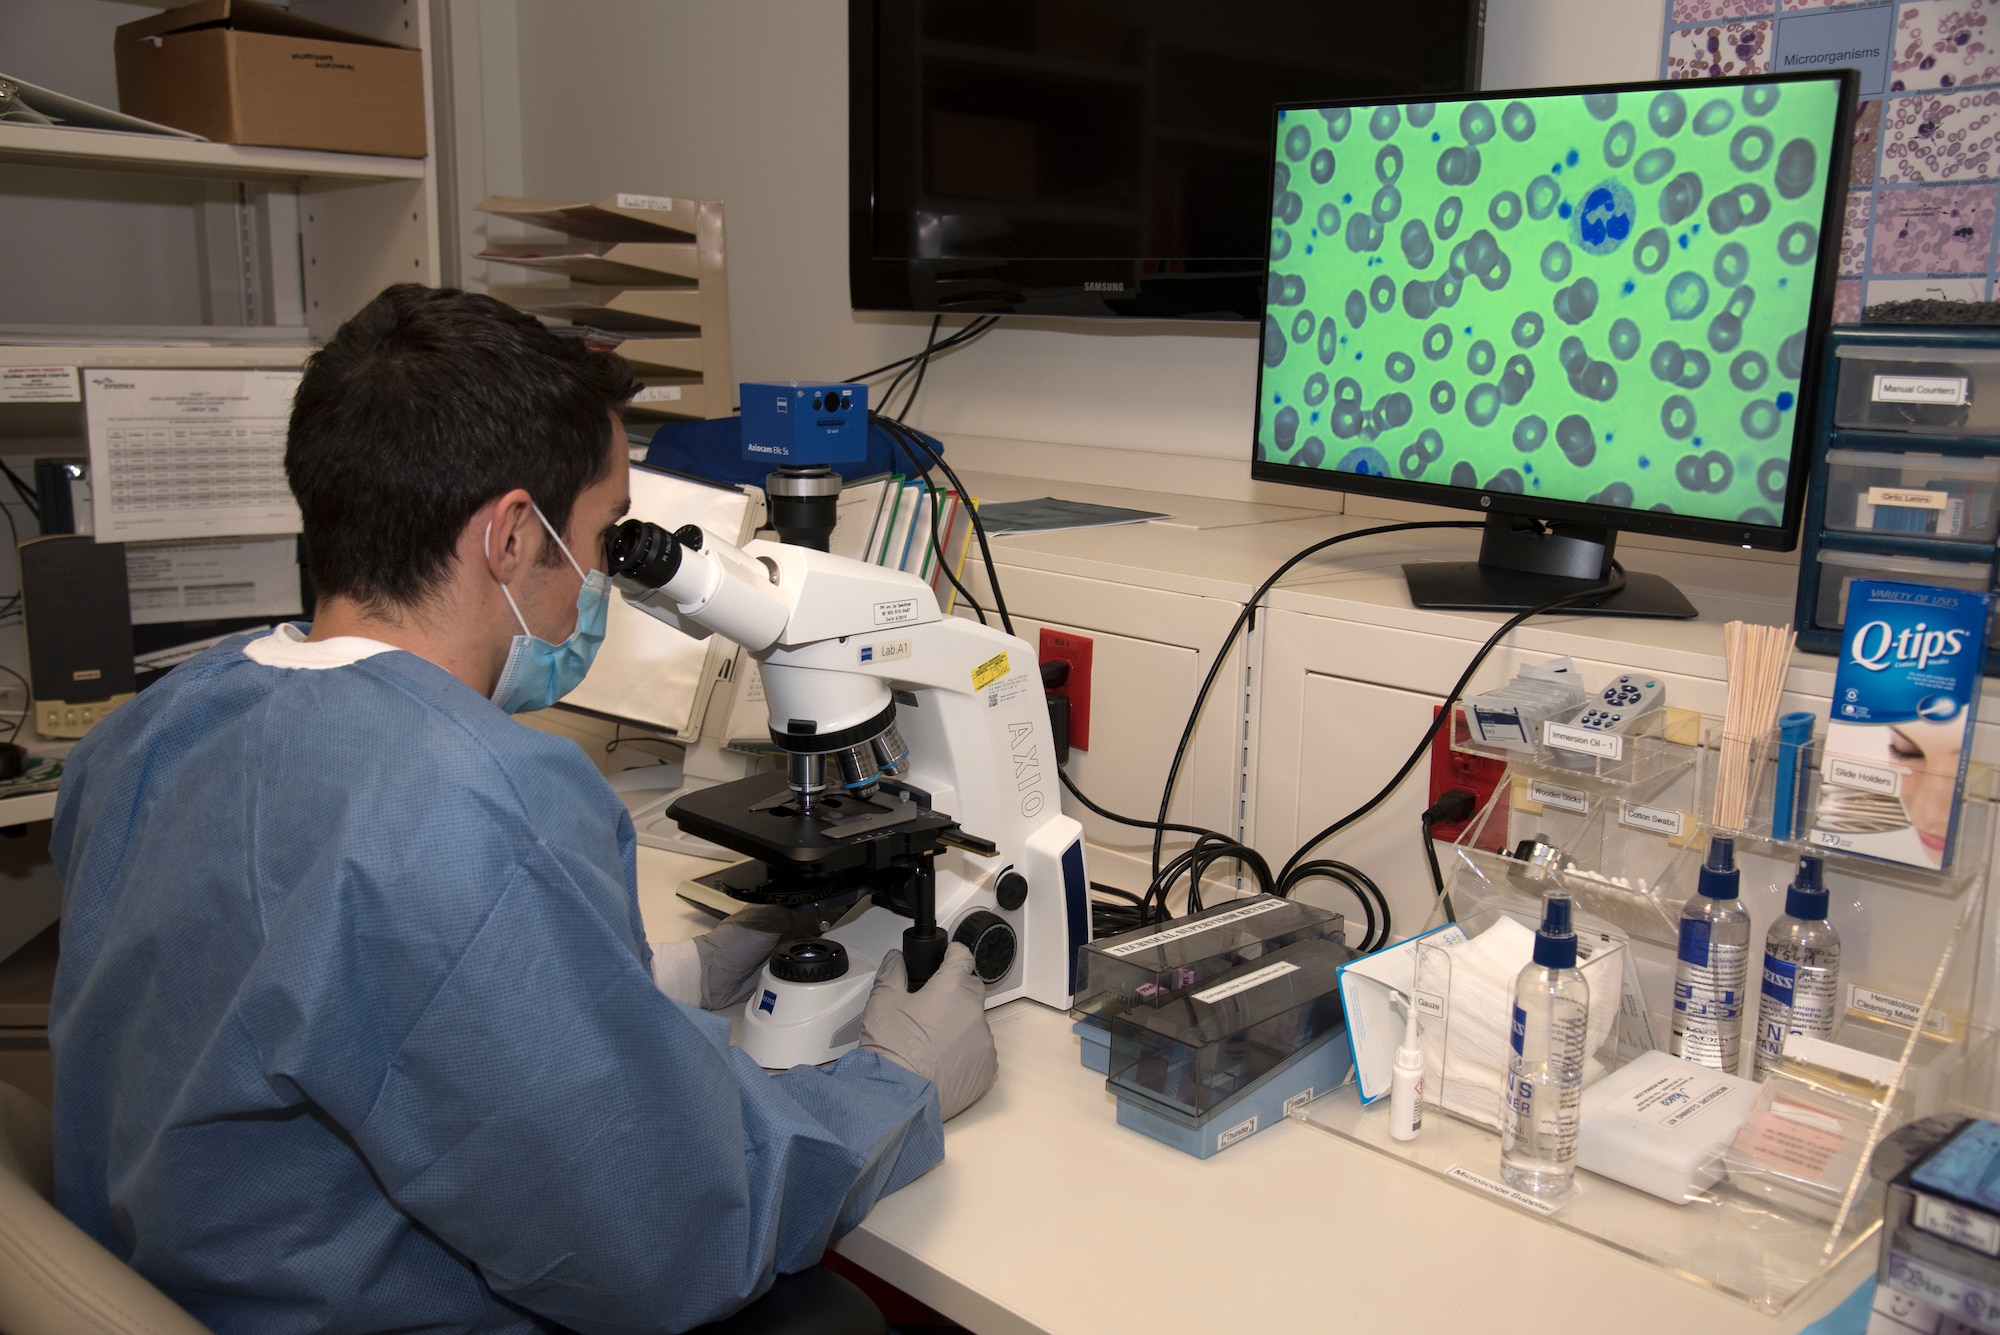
[1294,711,2000,1315]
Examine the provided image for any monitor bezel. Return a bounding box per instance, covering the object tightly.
[847,0,1487,320]
[1249,71,1858,553]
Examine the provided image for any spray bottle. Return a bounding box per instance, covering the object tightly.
[1501,888,1589,1198]
[1754,855,1842,1078]
[1671,835,1751,1073]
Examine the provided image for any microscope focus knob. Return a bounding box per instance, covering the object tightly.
[994,871,1029,912]
[768,939,849,984]
[952,912,1016,985]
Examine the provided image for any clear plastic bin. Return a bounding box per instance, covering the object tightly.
[1072,895,1340,1022]
[1823,448,2000,543]
[1811,549,1995,641]
[1106,935,1350,1118]
[1833,344,2000,435]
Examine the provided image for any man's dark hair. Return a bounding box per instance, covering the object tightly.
[287,284,638,608]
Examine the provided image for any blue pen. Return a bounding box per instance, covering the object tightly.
[1772,711,1815,840]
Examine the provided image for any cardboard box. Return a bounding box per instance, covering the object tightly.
[114,0,424,158]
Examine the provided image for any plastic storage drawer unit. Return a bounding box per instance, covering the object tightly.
[1832,344,2000,435]
[1796,328,2000,667]
[1822,449,2000,542]
[1813,550,1997,642]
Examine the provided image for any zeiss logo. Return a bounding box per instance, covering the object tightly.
[758,989,777,1015]
[1851,619,1966,672]
[860,646,874,662]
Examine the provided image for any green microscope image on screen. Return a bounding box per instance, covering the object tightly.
[1256,81,1841,525]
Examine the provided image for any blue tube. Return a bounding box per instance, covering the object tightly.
[1772,711,1815,841]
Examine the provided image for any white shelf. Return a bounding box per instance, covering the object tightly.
[0,792,56,827]
[0,344,312,371]
[0,123,425,183]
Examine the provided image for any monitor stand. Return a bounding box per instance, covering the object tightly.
[1403,514,1698,620]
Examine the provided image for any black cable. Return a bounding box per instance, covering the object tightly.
[0,662,29,745]
[1285,859,1388,952]
[874,415,992,627]
[605,724,680,758]
[875,417,1013,635]
[0,462,38,521]
[1146,519,1485,883]
[1276,562,1628,889]
[844,317,998,385]
[1059,767,1233,841]
[1420,814,1459,925]
[895,316,942,422]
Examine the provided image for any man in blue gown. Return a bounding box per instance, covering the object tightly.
[49,285,996,1333]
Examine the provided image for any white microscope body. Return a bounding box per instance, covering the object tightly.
[611,523,1089,1069]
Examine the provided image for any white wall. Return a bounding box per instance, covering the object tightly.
[466,0,1669,461]
[0,1,211,327]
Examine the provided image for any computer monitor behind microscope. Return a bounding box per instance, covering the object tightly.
[1250,72,1858,618]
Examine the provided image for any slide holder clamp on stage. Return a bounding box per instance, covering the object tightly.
[606,512,1090,1069]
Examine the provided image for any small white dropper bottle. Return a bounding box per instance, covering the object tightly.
[1389,986,1424,1142]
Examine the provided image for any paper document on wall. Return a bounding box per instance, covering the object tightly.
[83,369,302,542]
[125,537,300,626]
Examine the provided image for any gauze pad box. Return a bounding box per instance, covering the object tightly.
[1812,579,1992,871]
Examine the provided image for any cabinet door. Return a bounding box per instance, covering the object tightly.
[1291,670,1445,943]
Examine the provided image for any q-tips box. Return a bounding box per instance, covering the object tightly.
[1812,579,1992,871]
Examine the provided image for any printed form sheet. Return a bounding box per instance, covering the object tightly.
[83,369,302,542]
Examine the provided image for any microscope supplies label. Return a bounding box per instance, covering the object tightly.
[1102,897,1288,957]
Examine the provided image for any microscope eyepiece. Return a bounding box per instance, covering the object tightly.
[607,518,683,588]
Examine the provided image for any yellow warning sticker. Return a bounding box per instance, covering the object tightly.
[971,651,1010,691]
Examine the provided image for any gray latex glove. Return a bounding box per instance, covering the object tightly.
[859,943,997,1120]
[693,905,797,1010]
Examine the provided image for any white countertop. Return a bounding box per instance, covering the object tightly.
[636,847,1874,1335]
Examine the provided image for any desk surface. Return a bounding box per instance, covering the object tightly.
[636,847,1873,1335]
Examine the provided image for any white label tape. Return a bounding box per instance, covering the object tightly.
[1619,803,1685,837]
[1872,374,1969,406]
[1191,959,1300,1005]
[1103,898,1287,957]
[1443,1165,1560,1216]
[1544,721,1624,760]
[1527,779,1588,814]
[1823,755,1902,796]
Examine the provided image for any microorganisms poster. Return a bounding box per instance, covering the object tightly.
[1254,82,1841,523]
[1662,0,2000,320]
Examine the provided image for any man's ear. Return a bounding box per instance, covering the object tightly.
[478,488,537,582]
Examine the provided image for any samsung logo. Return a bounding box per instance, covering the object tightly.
[1083,281,1125,292]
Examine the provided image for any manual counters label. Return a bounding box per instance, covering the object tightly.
[1872,374,1969,406]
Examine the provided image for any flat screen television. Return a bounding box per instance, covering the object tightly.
[849,0,1484,321]
[1250,73,1857,617]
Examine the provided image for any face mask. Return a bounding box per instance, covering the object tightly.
[488,503,610,715]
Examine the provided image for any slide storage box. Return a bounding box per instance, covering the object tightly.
[114,0,425,157]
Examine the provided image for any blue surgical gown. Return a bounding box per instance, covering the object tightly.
[49,634,944,1334]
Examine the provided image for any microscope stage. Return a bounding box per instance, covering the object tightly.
[666,771,957,871]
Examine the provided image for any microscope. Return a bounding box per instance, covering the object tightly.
[605,452,1090,1069]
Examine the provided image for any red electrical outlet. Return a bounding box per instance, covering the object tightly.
[1427,704,1507,851]
[1038,629,1093,751]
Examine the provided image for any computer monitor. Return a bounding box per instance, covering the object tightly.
[1251,73,1857,617]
